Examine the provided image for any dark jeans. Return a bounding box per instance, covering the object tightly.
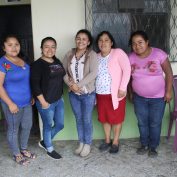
[69,92,96,145]
[133,93,165,149]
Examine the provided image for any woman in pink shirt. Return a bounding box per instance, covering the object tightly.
[129,30,173,157]
[95,31,131,153]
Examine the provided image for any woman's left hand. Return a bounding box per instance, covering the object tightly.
[31,98,35,105]
[118,90,126,98]
[164,90,172,103]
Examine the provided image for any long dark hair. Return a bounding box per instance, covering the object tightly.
[2,34,21,55]
[1,34,31,64]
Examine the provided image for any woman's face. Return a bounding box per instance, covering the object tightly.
[3,37,20,57]
[98,33,113,55]
[131,35,149,56]
[75,33,90,51]
[41,40,56,58]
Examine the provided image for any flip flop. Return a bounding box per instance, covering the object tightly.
[21,150,36,159]
[13,154,30,165]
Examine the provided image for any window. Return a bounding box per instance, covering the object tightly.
[85,0,177,62]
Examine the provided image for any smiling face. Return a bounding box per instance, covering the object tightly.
[131,35,149,56]
[75,32,90,51]
[98,33,113,56]
[41,40,57,59]
[3,37,20,58]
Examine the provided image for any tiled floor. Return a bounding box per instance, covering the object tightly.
[0,131,176,177]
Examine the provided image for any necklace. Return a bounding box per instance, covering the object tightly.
[5,55,26,69]
[75,50,87,60]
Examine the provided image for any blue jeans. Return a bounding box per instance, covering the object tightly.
[133,93,166,149]
[69,92,96,145]
[36,98,64,152]
[1,102,32,156]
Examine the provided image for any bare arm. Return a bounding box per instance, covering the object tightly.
[161,58,173,102]
[0,71,19,113]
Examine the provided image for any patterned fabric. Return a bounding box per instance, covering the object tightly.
[2,63,12,72]
[96,54,112,94]
[129,47,167,98]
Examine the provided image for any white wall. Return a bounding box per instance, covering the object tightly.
[31,0,85,60]
[30,0,177,140]
[31,0,177,73]
[31,0,85,139]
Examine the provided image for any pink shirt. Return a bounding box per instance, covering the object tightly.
[129,47,167,98]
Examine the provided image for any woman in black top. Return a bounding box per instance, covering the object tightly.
[31,37,65,160]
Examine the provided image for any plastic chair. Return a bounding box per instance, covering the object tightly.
[167,75,177,152]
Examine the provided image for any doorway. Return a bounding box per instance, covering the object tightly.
[0,5,40,136]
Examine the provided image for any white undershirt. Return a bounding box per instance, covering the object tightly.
[70,55,88,94]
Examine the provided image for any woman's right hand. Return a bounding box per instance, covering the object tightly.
[8,103,19,114]
[41,101,50,109]
[70,83,80,93]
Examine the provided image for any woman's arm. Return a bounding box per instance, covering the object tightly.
[31,62,43,97]
[161,58,173,102]
[62,52,75,87]
[77,51,98,88]
[0,71,19,113]
[37,94,50,109]
[31,62,50,108]
[62,51,82,93]
[117,49,131,98]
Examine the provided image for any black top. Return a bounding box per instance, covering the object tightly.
[31,58,66,104]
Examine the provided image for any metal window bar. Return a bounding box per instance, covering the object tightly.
[85,0,177,62]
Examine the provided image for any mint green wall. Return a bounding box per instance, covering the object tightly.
[0,87,174,140]
[54,87,175,140]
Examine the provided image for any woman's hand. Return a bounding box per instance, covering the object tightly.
[70,83,80,93]
[164,90,172,103]
[118,90,126,98]
[8,103,19,114]
[31,98,35,105]
[41,101,50,109]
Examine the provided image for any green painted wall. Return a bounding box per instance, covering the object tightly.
[0,86,174,140]
[54,86,175,140]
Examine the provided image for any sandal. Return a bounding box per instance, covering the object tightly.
[13,154,30,166]
[21,150,36,159]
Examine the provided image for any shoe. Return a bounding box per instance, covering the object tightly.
[13,154,30,166]
[80,144,91,157]
[99,141,112,151]
[75,142,84,155]
[136,145,149,155]
[21,149,36,159]
[148,148,158,158]
[47,150,62,160]
[38,140,47,151]
[109,144,119,154]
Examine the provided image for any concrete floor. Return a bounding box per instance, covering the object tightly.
[0,130,177,177]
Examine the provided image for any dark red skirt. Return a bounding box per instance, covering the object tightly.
[96,94,126,124]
